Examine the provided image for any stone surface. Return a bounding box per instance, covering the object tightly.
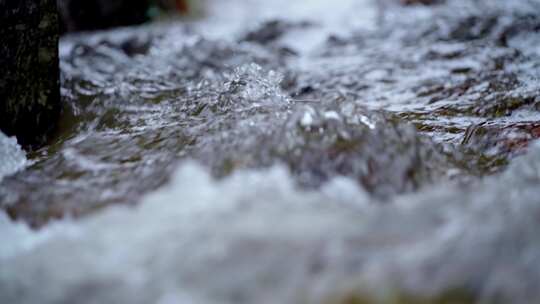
[0,0,61,148]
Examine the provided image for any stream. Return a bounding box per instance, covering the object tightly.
[1,0,540,303]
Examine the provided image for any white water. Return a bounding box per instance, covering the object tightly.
[2,140,540,303]
[2,0,540,303]
[0,132,26,183]
[198,0,378,49]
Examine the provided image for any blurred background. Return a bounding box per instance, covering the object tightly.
[56,0,444,34]
[57,0,201,33]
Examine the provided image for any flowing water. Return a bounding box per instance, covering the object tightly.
[1,0,540,303]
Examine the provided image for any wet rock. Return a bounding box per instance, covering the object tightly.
[0,0,61,148]
[242,20,312,45]
[497,13,540,47]
[429,9,540,45]
[445,15,501,41]
[462,122,540,157]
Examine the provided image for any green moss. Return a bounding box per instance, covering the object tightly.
[219,159,239,177]
[332,137,360,153]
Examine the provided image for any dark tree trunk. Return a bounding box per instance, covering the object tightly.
[0,0,61,148]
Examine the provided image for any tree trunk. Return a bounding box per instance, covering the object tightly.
[0,0,61,148]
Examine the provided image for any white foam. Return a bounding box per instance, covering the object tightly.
[0,132,26,183]
[2,142,540,303]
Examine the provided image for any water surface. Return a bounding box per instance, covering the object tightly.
[1,0,540,303]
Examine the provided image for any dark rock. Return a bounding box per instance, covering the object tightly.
[242,20,312,45]
[497,13,540,47]
[0,0,61,148]
[158,0,190,14]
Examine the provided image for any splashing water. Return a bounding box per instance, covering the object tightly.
[0,132,26,183]
[2,142,540,304]
[1,0,540,303]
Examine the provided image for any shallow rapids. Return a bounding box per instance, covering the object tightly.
[1,0,540,303]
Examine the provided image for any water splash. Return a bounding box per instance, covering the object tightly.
[0,132,26,183]
[1,0,540,302]
[220,63,290,110]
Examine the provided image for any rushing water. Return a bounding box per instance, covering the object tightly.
[0,133,26,183]
[1,0,540,303]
